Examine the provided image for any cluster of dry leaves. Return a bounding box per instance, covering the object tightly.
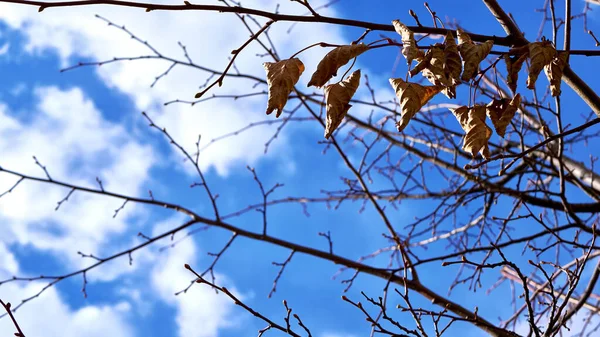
[263,20,569,158]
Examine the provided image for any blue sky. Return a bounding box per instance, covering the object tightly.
[0,1,599,337]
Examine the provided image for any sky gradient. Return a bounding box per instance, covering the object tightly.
[0,1,599,337]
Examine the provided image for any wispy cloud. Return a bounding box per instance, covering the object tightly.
[0,86,154,275]
[0,259,135,337]
[0,0,348,175]
[150,217,242,337]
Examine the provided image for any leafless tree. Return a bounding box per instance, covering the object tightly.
[1,0,600,336]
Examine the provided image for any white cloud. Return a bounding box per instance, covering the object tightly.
[513,310,600,336]
[0,0,350,175]
[0,271,134,337]
[115,287,153,317]
[150,218,241,337]
[0,42,9,55]
[0,242,19,276]
[0,86,155,276]
[0,249,134,337]
[0,85,243,337]
[0,2,358,336]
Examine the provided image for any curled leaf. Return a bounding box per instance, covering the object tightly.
[444,32,462,86]
[411,45,450,87]
[486,94,521,138]
[393,20,424,64]
[264,58,305,117]
[441,86,457,100]
[504,53,528,94]
[544,51,569,96]
[427,45,454,98]
[389,78,442,132]
[410,50,432,77]
[410,34,460,99]
[527,40,556,89]
[324,70,361,139]
[410,45,455,98]
[457,29,493,81]
[450,105,491,159]
[307,44,368,88]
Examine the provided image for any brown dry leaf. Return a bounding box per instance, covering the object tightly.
[451,105,492,159]
[526,40,556,89]
[457,29,493,81]
[389,78,442,132]
[410,50,432,77]
[486,94,522,138]
[443,31,462,86]
[307,44,368,88]
[393,20,424,64]
[264,58,305,117]
[544,51,569,96]
[409,50,432,77]
[441,86,457,100]
[324,70,361,139]
[412,45,456,99]
[504,53,528,94]
[410,45,450,87]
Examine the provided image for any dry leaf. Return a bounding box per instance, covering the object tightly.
[411,45,450,87]
[264,58,305,117]
[441,86,457,100]
[393,20,424,64]
[307,44,368,88]
[444,32,462,86]
[389,78,442,132]
[504,53,527,94]
[486,94,521,138]
[526,40,556,89]
[409,50,432,77]
[410,33,460,99]
[544,51,569,96]
[324,70,361,139]
[410,45,455,99]
[451,105,491,159]
[457,29,493,81]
